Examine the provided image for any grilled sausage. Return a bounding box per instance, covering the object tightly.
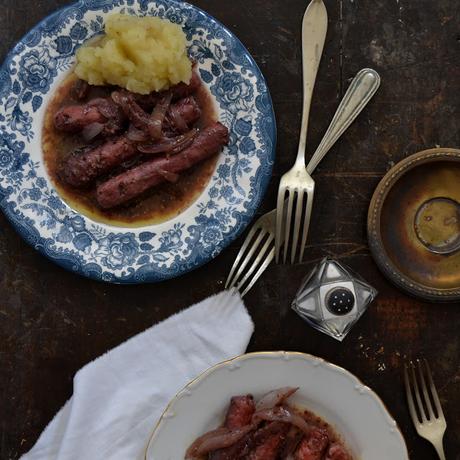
[325,444,351,460]
[54,102,106,133]
[59,98,204,189]
[247,432,286,460]
[96,122,229,209]
[165,96,201,134]
[170,70,202,100]
[209,421,288,460]
[225,395,256,430]
[55,95,201,140]
[246,422,290,460]
[61,136,136,188]
[54,98,125,136]
[295,429,329,460]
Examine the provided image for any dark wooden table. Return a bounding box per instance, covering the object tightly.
[1,1,459,458]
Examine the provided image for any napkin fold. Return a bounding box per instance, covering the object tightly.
[21,290,254,460]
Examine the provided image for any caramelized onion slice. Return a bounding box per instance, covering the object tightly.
[111,90,129,107]
[137,129,198,155]
[253,406,313,436]
[126,124,149,142]
[149,92,173,139]
[185,427,231,459]
[193,424,255,457]
[112,90,150,131]
[85,97,118,119]
[98,102,119,119]
[169,104,189,133]
[256,387,298,412]
[81,122,104,141]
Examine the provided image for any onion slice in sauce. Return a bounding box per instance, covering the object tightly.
[252,406,314,436]
[149,92,173,139]
[126,124,149,142]
[111,90,128,107]
[185,427,228,459]
[186,424,255,458]
[137,129,198,155]
[81,122,104,141]
[95,101,119,119]
[168,104,189,133]
[256,387,298,412]
[112,91,150,131]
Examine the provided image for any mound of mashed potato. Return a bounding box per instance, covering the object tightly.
[75,14,192,95]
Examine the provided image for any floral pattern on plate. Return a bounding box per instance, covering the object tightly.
[0,0,276,283]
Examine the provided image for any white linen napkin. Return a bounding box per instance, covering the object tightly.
[21,289,254,460]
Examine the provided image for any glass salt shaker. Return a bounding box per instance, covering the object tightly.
[292,258,377,341]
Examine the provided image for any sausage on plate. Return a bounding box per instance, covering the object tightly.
[96,121,229,209]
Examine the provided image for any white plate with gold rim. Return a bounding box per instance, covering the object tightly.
[145,351,409,460]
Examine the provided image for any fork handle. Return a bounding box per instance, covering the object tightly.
[305,68,381,175]
[433,440,446,460]
[295,0,328,166]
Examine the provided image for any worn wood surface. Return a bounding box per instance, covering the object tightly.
[1,0,459,458]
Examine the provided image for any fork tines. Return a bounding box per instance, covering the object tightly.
[404,359,444,424]
[275,180,315,264]
[225,225,275,297]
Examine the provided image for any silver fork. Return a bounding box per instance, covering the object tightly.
[226,68,380,296]
[225,207,278,297]
[404,359,447,460]
[275,0,328,263]
[276,67,381,264]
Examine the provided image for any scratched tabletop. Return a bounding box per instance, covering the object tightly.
[1,0,459,458]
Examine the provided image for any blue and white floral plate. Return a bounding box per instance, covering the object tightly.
[0,0,276,283]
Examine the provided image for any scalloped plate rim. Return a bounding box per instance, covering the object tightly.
[145,351,409,460]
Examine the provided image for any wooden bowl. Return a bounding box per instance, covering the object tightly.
[368,148,460,302]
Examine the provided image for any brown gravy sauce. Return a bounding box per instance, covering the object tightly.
[43,74,218,228]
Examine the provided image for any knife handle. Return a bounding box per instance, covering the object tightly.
[306,68,381,174]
